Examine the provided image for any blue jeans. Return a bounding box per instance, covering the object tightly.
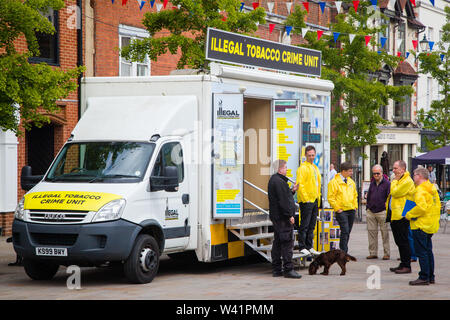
[412,229,435,282]
[408,226,417,260]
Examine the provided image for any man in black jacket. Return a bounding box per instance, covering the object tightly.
[268,159,302,279]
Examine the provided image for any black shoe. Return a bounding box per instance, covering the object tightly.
[409,278,429,286]
[283,270,302,279]
[272,272,283,277]
[390,265,401,272]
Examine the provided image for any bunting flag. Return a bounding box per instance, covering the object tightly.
[429,41,434,51]
[252,2,260,10]
[409,0,416,6]
[335,1,342,13]
[269,23,275,34]
[139,0,145,10]
[267,2,274,13]
[163,0,168,9]
[156,3,162,12]
[111,0,114,3]
[377,50,382,55]
[349,34,356,44]
[365,35,372,46]
[286,26,293,36]
[370,0,377,10]
[150,0,155,7]
[240,2,245,12]
[444,43,450,52]
[122,0,128,5]
[317,30,324,40]
[303,2,309,13]
[301,28,309,38]
[333,32,340,43]
[353,0,360,12]
[286,2,293,14]
[412,40,418,50]
[441,54,445,61]
[380,37,387,48]
[319,2,326,14]
[397,51,402,57]
[406,52,410,59]
[221,11,227,21]
[430,0,435,6]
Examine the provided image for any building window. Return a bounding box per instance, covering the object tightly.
[119,25,150,77]
[378,18,390,52]
[394,95,411,122]
[387,144,402,171]
[427,77,433,110]
[428,26,434,42]
[397,22,405,55]
[29,9,59,65]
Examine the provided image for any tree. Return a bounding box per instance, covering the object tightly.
[0,0,84,135]
[286,2,413,158]
[416,6,450,151]
[121,0,266,70]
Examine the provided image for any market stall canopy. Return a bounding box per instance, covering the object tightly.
[412,145,450,169]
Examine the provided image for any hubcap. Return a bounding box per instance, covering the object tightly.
[139,248,157,272]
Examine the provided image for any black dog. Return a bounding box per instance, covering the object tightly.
[308,249,356,276]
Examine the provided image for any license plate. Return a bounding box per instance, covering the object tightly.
[35,247,68,257]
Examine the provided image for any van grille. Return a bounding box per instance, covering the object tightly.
[29,210,89,224]
[30,233,78,246]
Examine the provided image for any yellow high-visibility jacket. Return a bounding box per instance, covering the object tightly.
[295,161,321,205]
[327,173,358,212]
[386,171,415,221]
[405,180,441,234]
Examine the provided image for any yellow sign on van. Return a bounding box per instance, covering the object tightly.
[24,191,122,212]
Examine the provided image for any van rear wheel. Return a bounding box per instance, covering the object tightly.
[23,258,59,280]
[124,234,160,284]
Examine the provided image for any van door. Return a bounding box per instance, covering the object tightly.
[150,141,190,249]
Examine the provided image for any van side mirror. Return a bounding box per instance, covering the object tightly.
[21,166,44,191]
[150,166,179,192]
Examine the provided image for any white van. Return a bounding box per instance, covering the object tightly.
[13,63,333,283]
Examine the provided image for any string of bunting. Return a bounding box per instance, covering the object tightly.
[110,0,448,60]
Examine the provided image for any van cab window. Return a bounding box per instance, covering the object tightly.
[151,142,184,183]
[45,142,155,183]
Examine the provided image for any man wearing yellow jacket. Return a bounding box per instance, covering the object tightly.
[327,161,358,253]
[295,146,321,256]
[405,167,441,285]
[386,160,415,274]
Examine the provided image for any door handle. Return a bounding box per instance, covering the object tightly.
[182,194,190,205]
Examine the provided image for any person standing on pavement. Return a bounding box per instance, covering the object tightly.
[268,159,302,279]
[327,162,358,253]
[329,163,337,183]
[386,160,415,274]
[366,164,391,260]
[295,146,322,256]
[427,165,436,184]
[405,167,441,285]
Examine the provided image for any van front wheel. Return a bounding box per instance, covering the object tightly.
[124,234,160,284]
[23,258,59,280]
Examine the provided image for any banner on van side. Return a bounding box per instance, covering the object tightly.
[213,93,244,218]
[24,191,122,212]
[206,28,321,77]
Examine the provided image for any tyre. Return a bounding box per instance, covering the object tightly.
[124,234,160,284]
[23,258,59,280]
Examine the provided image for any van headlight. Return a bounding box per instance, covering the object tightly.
[92,199,126,222]
[14,198,29,221]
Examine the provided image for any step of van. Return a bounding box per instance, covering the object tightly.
[238,232,274,241]
[226,220,272,230]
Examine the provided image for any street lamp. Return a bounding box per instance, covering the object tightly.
[419,34,429,52]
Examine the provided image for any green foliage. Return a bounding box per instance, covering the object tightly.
[416,6,450,150]
[0,0,84,135]
[288,1,412,155]
[121,0,266,70]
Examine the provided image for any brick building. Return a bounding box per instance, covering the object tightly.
[0,0,82,236]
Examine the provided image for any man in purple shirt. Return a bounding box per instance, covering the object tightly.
[366,164,391,260]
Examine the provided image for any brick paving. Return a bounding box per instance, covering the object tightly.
[0,222,449,300]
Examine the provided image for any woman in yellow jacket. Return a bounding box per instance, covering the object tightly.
[386,160,415,274]
[405,167,441,286]
[327,162,358,253]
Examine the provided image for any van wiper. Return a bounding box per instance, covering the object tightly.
[48,173,95,182]
[88,174,139,183]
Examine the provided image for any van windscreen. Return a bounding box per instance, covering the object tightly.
[45,142,155,183]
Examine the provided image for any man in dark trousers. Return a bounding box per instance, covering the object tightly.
[268,159,302,279]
